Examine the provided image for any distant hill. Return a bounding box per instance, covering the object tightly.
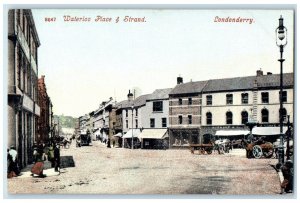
[54,115,77,129]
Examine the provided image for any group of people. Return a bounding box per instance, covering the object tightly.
[7,142,61,179]
[31,142,61,177]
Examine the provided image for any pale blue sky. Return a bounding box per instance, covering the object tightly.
[31,9,294,118]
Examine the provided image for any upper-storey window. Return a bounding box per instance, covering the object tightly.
[226,111,233,124]
[179,98,183,105]
[226,94,233,105]
[153,101,163,112]
[261,109,269,123]
[261,92,269,103]
[241,93,248,104]
[279,91,287,103]
[206,95,212,105]
[188,98,192,105]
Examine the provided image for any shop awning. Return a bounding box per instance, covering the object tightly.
[252,127,288,136]
[113,133,122,137]
[138,129,168,139]
[215,130,250,136]
[123,129,141,138]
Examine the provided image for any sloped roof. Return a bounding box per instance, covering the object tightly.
[169,73,293,95]
[203,73,293,92]
[169,81,208,95]
[116,100,134,109]
[134,94,151,107]
[147,88,173,100]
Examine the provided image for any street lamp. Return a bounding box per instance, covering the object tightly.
[276,15,287,167]
[131,105,134,149]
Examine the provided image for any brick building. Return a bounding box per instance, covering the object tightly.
[37,75,53,144]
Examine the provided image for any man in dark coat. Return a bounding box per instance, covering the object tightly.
[54,144,61,172]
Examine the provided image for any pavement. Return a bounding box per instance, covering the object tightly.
[16,160,61,178]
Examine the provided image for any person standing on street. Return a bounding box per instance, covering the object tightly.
[8,145,20,177]
[31,143,46,178]
[54,144,61,172]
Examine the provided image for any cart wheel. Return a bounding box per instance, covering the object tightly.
[207,149,213,154]
[252,145,263,159]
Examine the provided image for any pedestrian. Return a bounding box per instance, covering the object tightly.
[48,144,55,167]
[54,144,61,172]
[281,160,293,193]
[8,145,20,178]
[31,144,46,178]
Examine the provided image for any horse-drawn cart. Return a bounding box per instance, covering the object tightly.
[189,143,214,155]
[243,139,274,159]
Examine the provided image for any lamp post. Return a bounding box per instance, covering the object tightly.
[276,15,287,167]
[131,105,134,149]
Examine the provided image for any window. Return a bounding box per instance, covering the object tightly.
[241,111,248,124]
[188,115,192,124]
[279,108,287,122]
[126,120,128,128]
[150,118,155,128]
[135,119,138,128]
[136,109,138,116]
[241,93,248,104]
[125,110,128,117]
[226,111,233,124]
[153,101,163,112]
[279,91,287,103]
[178,115,183,124]
[162,118,167,127]
[188,98,192,105]
[206,95,212,105]
[261,109,269,123]
[179,98,183,105]
[261,92,269,103]
[226,94,233,105]
[206,112,212,125]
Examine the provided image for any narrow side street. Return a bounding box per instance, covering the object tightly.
[8,141,282,195]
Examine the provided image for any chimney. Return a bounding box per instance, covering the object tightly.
[267,72,272,75]
[256,70,263,76]
[127,90,133,101]
[177,76,183,84]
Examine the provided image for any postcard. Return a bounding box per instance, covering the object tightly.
[5,6,295,197]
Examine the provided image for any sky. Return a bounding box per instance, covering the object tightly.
[30,9,294,118]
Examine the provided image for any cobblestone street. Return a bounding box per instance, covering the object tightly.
[8,141,283,195]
